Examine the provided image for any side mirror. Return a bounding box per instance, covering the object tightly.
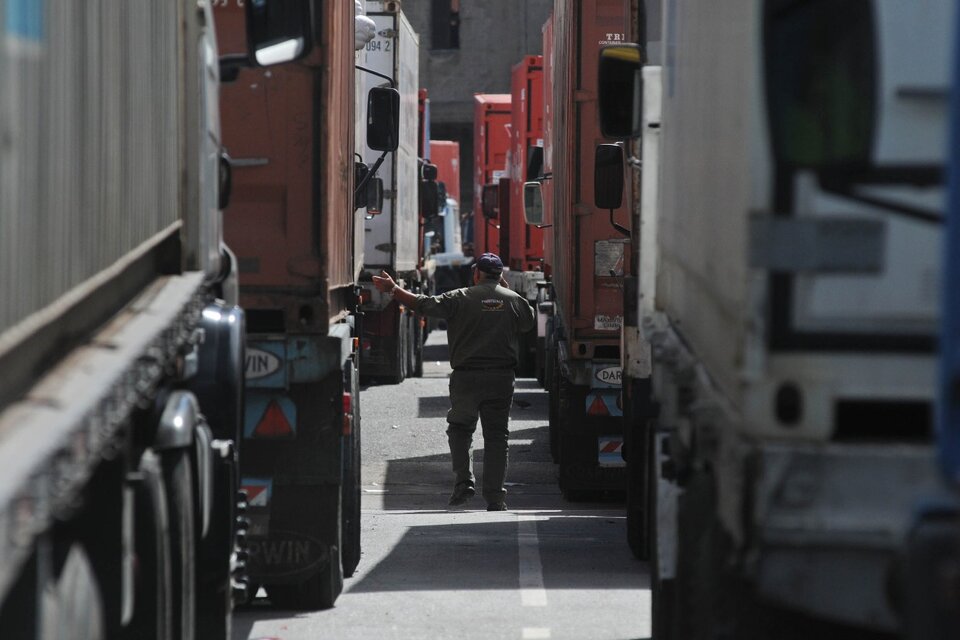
[367,87,401,152]
[354,162,370,210]
[420,180,440,219]
[598,45,643,139]
[526,146,544,181]
[366,178,384,216]
[421,163,438,181]
[246,0,313,66]
[594,144,624,210]
[437,182,448,209]
[481,184,499,219]
[523,182,544,226]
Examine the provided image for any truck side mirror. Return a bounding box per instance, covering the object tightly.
[481,184,500,219]
[523,182,544,226]
[421,163,438,181]
[367,177,384,216]
[594,144,624,210]
[420,180,440,219]
[367,87,401,152]
[246,0,314,66]
[355,162,370,210]
[526,146,544,181]
[598,44,643,139]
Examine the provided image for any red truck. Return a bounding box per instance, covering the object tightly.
[526,0,632,497]
[216,0,397,609]
[472,94,513,256]
[503,55,548,377]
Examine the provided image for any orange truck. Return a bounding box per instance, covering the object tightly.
[216,0,397,609]
[472,94,513,256]
[525,0,633,497]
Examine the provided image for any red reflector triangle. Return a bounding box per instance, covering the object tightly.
[587,395,610,417]
[254,400,294,437]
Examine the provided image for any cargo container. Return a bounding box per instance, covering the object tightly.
[597,0,951,635]
[358,1,427,383]
[527,0,632,496]
[473,94,513,256]
[502,55,548,377]
[0,1,310,636]
[216,0,394,609]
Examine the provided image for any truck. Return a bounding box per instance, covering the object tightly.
[215,0,396,610]
[525,0,632,497]
[358,1,428,384]
[596,0,953,635]
[428,140,470,294]
[0,1,309,637]
[504,55,547,377]
[472,93,513,257]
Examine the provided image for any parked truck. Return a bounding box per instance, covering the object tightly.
[473,94,513,257]
[0,1,310,637]
[525,0,632,497]
[429,140,470,294]
[215,0,395,610]
[597,0,952,635]
[504,55,547,377]
[358,1,427,383]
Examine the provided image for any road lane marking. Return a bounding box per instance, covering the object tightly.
[522,628,551,639]
[518,515,547,607]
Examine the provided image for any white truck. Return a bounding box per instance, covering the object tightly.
[359,0,427,382]
[0,1,310,637]
[596,0,954,636]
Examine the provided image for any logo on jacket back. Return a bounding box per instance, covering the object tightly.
[481,298,505,311]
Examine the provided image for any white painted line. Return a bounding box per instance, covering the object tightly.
[522,628,552,639]
[518,515,547,607]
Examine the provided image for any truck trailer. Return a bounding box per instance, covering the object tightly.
[359,1,427,384]
[527,0,632,497]
[504,55,547,378]
[473,94,513,257]
[216,0,394,610]
[0,1,309,637]
[597,0,953,635]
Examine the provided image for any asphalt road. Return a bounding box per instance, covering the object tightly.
[233,330,651,640]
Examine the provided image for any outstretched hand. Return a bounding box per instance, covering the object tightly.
[372,270,396,293]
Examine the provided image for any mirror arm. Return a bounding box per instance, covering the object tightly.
[354,151,388,199]
[609,209,630,237]
[356,65,395,88]
[219,53,252,84]
[535,224,553,229]
[626,155,642,171]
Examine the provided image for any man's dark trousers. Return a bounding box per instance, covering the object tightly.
[446,368,515,503]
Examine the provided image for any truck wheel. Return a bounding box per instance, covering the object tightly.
[43,545,106,640]
[162,449,197,640]
[128,452,173,640]
[649,430,677,640]
[342,361,362,578]
[196,447,235,640]
[267,550,343,610]
[390,316,407,384]
[412,317,424,377]
[547,346,560,464]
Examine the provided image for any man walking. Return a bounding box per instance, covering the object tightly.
[372,253,535,511]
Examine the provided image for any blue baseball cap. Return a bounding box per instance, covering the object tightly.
[473,252,504,275]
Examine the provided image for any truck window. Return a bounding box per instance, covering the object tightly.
[763,0,876,169]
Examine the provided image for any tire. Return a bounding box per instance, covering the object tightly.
[390,315,407,385]
[412,316,424,378]
[127,452,173,640]
[47,545,105,640]
[267,550,343,610]
[196,447,235,640]
[162,449,197,640]
[547,344,560,464]
[342,360,362,578]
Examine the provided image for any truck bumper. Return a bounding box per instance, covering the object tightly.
[749,442,943,632]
